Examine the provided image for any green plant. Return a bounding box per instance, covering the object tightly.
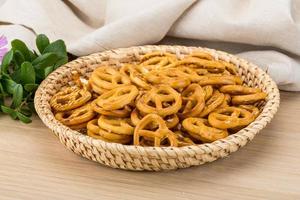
[0,34,68,123]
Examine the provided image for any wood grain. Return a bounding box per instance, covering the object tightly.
[0,91,299,200]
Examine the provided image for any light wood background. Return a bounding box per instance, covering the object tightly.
[0,91,299,200]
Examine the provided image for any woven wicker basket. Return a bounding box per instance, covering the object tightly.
[34,45,280,171]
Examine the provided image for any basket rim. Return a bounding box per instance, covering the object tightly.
[34,45,280,155]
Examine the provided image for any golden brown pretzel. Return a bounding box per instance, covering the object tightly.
[218,94,231,108]
[55,103,95,126]
[134,114,178,147]
[208,106,254,129]
[144,68,191,90]
[136,85,182,116]
[95,85,138,110]
[131,108,179,129]
[50,87,92,111]
[220,85,262,95]
[90,66,131,91]
[178,84,205,118]
[140,52,177,62]
[91,100,131,117]
[185,52,214,60]
[239,105,260,118]
[219,61,238,75]
[232,92,267,105]
[120,64,151,90]
[200,90,225,117]
[175,57,225,72]
[203,85,213,100]
[197,75,236,86]
[174,131,195,147]
[98,115,134,135]
[182,118,228,142]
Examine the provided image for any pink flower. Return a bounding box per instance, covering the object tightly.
[0,35,8,63]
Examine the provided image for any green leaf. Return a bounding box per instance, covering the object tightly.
[11,39,32,61]
[1,105,17,119]
[1,78,17,94]
[20,106,32,117]
[36,34,50,54]
[32,52,59,70]
[44,66,54,77]
[1,50,14,74]
[54,56,68,69]
[24,83,38,92]
[20,62,35,84]
[13,50,25,68]
[43,40,67,57]
[11,84,23,108]
[11,68,22,83]
[16,111,32,123]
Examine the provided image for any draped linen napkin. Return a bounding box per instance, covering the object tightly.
[0,0,299,91]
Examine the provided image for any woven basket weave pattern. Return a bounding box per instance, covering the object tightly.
[34,45,280,171]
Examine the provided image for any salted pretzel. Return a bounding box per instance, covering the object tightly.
[131,108,179,129]
[178,84,205,118]
[232,92,267,105]
[134,114,178,147]
[182,118,228,142]
[208,106,254,129]
[90,66,131,91]
[200,90,225,117]
[220,85,262,95]
[95,85,139,110]
[55,103,95,126]
[98,115,134,135]
[136,85,182,116]
[50,87,92,112]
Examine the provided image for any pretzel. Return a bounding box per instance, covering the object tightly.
[208,106,254,129]
[91,100,131,117]
[185,52,214,60]
[175,57,225,72]
[136,85,182,116]
[182,118,228,142]
[232,92,267,105]
[140,52,177,62]
[174,131,195,147]
[50,87,92,111]
[197,75,236,86]
[68,121,88,130]
[220,85,262,95]
[90,66,131,91]
[134,114,178,147]
[131,108,179,129]
[145,69,190,90]
[87,119,131,144]
[219,94,231,108]
[120,64,151,90]
[55,103,95,126]
[239,105,260,118]
[219,61,238,75]
[98,115,134,135]
[178,84,205,118]
[200,90,225,117]
[95,85,138,110]
[203,85,213,100]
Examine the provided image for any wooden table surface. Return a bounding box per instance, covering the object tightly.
[0,91,299,200]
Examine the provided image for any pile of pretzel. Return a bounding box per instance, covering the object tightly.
[50,51,267,147]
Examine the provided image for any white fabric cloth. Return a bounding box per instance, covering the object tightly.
[0,0,299,91]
